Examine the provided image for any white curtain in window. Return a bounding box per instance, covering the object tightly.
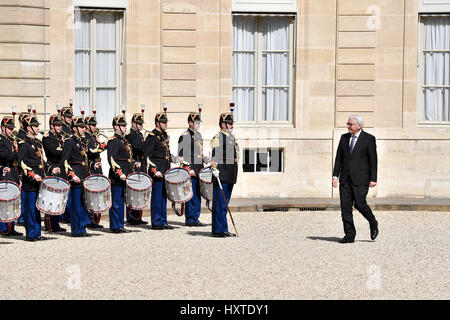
[74,12,90,116]
[232,16,255,121]
[262,17,289,121]
[96,14,117,124]
[423,16,450,121]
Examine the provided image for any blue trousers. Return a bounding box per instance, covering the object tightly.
[109,185,125,230]
[60,190,72,222]
[0,221,15,234]
[17,191,25,224]
[150,180,167,227]
[23,191,41,239]
[185,177,201,224]
[44,214,62,231]
[70,187,91,235]
[126,208,143,222]
[212,180,233,234]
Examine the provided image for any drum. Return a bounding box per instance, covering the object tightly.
[0,181,21,222]
[198,166,213,201]
[165,167,193,203]
[125,172,152,210]
[36,176,70,215]
[83,174,112,214]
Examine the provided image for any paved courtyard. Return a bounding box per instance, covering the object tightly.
[0,210,448,300]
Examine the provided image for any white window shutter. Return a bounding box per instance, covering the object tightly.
[232,0,297,13]
[419,0,450,13]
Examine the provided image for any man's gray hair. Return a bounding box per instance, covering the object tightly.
[348,114,364,127]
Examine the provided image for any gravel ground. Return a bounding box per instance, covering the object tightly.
[0,210,448,300]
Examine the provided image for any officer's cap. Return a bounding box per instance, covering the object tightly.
[1,116,15,129]
[112,115,127,127]
[49,114,63,126]
[155,112,168,124]
[71,116,86,128]
[219,112,234,125]
[188,112,201,123]
[24,115,40,128]
[19,112,30,123]
[61,106,73,118]
[132,113,144,125]
[85,116,97,126]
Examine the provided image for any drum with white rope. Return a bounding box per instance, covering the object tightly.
[36,176,70,216]
[0,181,21,222]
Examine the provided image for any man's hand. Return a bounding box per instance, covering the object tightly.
[189,170,196,177]
[73,175,81,183]
[2,167,10,175]
[94,162,102,169]
[155,171,163,178]
[135,162,141,169]
[34,174,42,182]
[369,181,377,188]
[332,177,338,188]
[52,167,61,175]
[120,174,127,181]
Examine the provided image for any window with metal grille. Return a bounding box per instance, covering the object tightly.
[243,148,283,173]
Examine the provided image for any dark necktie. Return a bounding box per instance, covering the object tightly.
[349,135,356,154]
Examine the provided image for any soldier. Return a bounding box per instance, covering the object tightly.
[18,115,61,241]
[144,112,179,230]
[107,115,139,233]
[59,106,73,224]
[178,111,208,227]
[0,116,23,236]
[60,106,73,138]
[61,116,100,237]
[41,114,67,233]
[210,108,239,237]
[124,113,147,225]
[15,112,30,225]
[84,115,105,228]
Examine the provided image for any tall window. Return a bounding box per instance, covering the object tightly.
[232,15,295,124]
[74,10,123,125]
[420,15,450,123]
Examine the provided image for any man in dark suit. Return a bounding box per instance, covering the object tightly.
[332,114,379,243]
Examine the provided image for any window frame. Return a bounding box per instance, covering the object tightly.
[417,13,450,126]
[232,14,296,127]
[242,148,284,173]
[74,8,124,127]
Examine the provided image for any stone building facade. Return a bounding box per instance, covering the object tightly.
[0,0,449,199]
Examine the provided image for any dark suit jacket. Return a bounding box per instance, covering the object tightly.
[333,130,377,186]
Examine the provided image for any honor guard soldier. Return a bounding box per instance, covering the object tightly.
[61,116,99,237]
[41,114,67,233]
[124,113,147,225]
[107,115,138,233]
[60,106,73,138]
[177,109,208,227]
[84,115,105,228]
[144,110,178,230]
[19,115,61,241]
[0,116,23,236]
[210,105,239,237]
[15,112,30,225]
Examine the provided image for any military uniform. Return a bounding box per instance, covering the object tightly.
[124,113,147,225]
[16,113,30,225]
[84,116,105,228]
[0,117,22,236]
[144,112,176,229]
[18,116,51,241]
[177,112,207,226]
[210,112,239,237]
[42,115,66,232]
[107,115,133,233]
[59,106,74,223]
[61,117,92,237]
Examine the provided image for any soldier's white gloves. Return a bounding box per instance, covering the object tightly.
[212,169,220,178]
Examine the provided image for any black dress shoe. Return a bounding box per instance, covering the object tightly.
[26,237,38,242]
[72,233,89,237]
[186,221,206,227]
[87,223,103,229]
[370,222,379,240]
[151,225,164,230]
[339,237,355,243]
[119,228,131,233]
[6,230,23,236]
[212,232,226,238]
[137,220,148,225]
[224,232,236,237]
[127,220,140,225]
[163,225,174,230]
[110,229,121,233]
[53,227,66,232]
